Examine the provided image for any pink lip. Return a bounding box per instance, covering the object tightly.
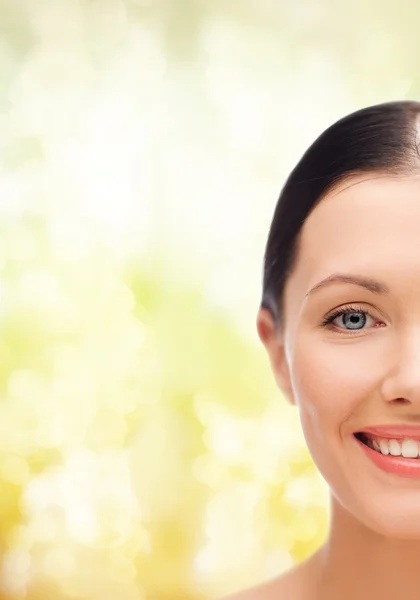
[356,425,420,441]
[354,436,420,479]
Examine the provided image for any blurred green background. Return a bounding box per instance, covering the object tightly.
[0,1,418,598]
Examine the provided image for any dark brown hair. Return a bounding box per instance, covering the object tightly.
[260,100,420,331]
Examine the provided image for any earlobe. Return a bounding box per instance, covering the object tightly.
[256,308,296,406]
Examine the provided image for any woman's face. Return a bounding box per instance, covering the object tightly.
[257,173,420,539]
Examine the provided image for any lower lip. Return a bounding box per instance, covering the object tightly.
[355,435,420,479]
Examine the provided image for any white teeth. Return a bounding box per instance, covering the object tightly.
[372,439,381,452]
[379,439,389,455]
[389,439,401,456]
[370,437,420,458]
[401,439,419,458]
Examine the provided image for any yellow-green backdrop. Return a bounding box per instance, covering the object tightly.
[0,1,418,598]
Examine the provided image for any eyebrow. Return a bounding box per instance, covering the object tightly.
[305,273,390,298]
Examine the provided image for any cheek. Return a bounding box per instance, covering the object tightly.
[291,340,357,425]
[291,334,384,427]
[289,336,376,474]
[287,343,351,496]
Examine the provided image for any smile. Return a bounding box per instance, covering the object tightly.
[354,432,420,479]
[355,432,420,459]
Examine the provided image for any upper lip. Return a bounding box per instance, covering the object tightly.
[356,425,420,441]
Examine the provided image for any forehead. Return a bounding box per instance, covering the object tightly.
[283,173,420,320]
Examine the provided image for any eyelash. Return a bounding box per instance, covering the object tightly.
[320,304,376,334]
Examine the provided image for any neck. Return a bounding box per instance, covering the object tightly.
[312,496,420,599]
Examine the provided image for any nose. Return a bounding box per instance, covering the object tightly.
[380,327,420,408]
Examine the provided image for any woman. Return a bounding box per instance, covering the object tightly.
[221,100,420,599]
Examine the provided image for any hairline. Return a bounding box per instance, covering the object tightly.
[274,166,420,334]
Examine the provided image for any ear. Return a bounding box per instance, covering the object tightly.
[256,308,295,405]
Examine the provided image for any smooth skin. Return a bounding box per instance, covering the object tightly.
[220,173,420,600]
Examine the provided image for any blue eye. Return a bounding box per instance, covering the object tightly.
[321,304,375,333]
